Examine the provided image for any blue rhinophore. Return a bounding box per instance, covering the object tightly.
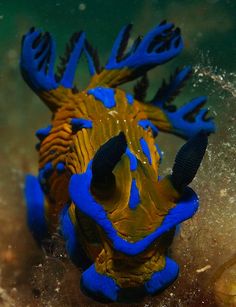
[35,125,52,141]
[149,65,216,139]
[126,93,134,105]
[60,205,91,269]
[155,142,163,162]
[126,148,137,171]
[56,162,66,173]
[129,179,140,210]
[20,28,58,92]
[144,257,179,295]
[69,164,199,256]
[164,96,216,139]
[105,23,183,73]
[24,174,48,242]
[138,119,158,137]
[20,28,86,92]
[140,137,152,164]
[70,118,93,132]
[81,264,120,302]
[88,87,116,108]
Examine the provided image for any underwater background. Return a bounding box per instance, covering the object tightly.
[0,0,235,306]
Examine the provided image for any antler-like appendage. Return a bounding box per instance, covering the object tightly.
[20,28,85,111]
[87,21,183,88]
[20,28,58,92]
[106,22,183,70]
[141,66,216,139]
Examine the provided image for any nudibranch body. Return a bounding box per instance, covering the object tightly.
[21,22,215,302]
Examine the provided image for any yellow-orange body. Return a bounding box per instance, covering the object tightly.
[21,23,214,301]
[39,86,179,287]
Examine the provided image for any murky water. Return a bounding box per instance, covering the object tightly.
[0,1,235,306]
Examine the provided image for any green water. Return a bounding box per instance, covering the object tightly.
[0,1,235,306]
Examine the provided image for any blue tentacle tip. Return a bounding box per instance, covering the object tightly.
[126,93,134,105]
[71,118,93,132]
[56,162,66,173]
[138,119,158,137]
[35,125,52,141]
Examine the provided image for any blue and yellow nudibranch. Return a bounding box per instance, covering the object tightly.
[21,21,215,302]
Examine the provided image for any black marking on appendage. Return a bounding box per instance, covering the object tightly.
[116,24,133,62]
[55,31,83,82]
[150,66,192,107]
[170,132,208,192]
[133,73,149,101]
[84,40,101,74]
[92,132,127,179]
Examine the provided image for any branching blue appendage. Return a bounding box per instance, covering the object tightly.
[20,28,85,92]
[105,22,183,75]
[20,28,58,92]
[163,96,216,139]
[150,66,216,139]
